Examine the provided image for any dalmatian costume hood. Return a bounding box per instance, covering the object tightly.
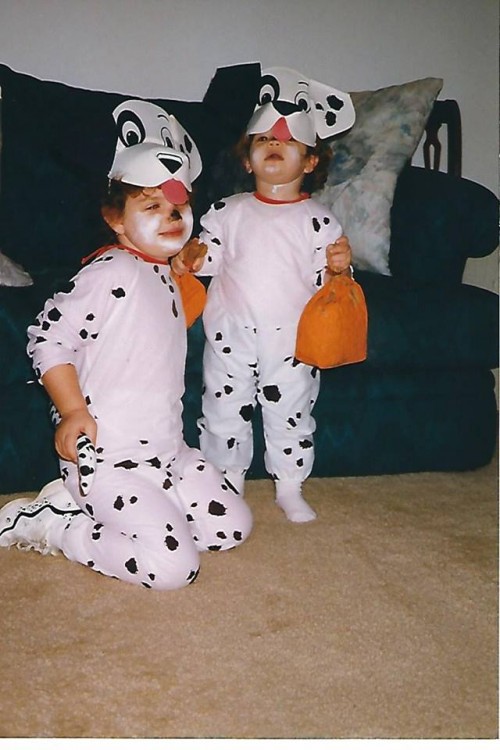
[108,99,203,206]
[246,66,355,145]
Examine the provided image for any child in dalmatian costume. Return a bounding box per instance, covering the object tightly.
[174,67,356,524]
[0,101,252,589]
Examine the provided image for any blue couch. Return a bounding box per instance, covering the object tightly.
[0,65,498,492]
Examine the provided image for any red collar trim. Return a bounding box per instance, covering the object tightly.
[81,244,170,266]
[254,191,310,205]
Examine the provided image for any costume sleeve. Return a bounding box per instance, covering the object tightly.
[197,203,226,277]
[310,204,343,287]
[26,256,121,382]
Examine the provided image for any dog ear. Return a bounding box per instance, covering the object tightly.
[309,79,356,139]
[167,114,203,183]
[202,62,262,141]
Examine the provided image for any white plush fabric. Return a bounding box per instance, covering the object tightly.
[0,251,33,286]
[315,77,443,275]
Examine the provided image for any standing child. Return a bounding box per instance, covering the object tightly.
[0,101,252,589]
[173,68,356,524]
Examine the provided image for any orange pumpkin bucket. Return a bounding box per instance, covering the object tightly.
[295,274,368,369]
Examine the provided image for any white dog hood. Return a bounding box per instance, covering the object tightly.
[246,66,355,146]
[108,100,202,203]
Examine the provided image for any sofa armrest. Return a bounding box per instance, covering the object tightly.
[389,166,499,285]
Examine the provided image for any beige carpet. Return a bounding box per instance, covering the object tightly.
[0,458,498,740]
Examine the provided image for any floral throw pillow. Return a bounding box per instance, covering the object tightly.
[314,77,443,275]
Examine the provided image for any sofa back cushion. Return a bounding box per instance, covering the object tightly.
[0,63,260,275]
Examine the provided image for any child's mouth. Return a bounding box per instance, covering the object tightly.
[160,228,184,238]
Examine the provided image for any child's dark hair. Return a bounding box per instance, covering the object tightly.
[98,180,145,243]
[102,180,143,217]
[234,133,332,194]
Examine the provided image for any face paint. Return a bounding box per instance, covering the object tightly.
[117,189,193,261]
[248,130,313,186]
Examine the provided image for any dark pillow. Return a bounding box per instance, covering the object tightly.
[0,63,261,274]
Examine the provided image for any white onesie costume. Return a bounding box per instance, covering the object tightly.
[197,192,342,481]
[27,247,252,590]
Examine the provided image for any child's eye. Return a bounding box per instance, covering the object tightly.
[145,203,160,211]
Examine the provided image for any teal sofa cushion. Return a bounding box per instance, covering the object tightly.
[0,63,261,273]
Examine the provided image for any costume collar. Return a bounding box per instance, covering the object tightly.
[254,191,310,205]
[82,244,170,266]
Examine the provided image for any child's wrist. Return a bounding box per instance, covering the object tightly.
[327,264,354,278]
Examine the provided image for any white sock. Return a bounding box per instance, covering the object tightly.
[275,479,317,523]
[223,469,246,494]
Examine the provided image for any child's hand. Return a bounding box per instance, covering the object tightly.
[171,238,207,275]
[55,409,97,463]
[326,235,352,275]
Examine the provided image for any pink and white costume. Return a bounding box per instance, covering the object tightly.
[27,247,252,589]
[197,192,342,481]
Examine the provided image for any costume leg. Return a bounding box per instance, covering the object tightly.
[168,444,253,551]
[199,322,258,478]
[256,325,320,522]
[60,464,201,590]
[256,325,320,480]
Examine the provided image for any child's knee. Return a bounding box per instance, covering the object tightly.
[138,541,201,591]
[150,562,200,590]
[204,496,253,552]
[232,497,253,545]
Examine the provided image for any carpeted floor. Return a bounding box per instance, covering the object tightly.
[0,457,498,740]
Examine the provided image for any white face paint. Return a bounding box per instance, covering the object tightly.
[115,188,193,261]
[248,130,315,189]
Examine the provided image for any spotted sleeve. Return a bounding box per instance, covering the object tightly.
[197,199,229,277]
[27,254,124,383]
[310,202,343,288]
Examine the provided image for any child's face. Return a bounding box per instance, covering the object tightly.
[246,130,318,188]
[110,187,193,261]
